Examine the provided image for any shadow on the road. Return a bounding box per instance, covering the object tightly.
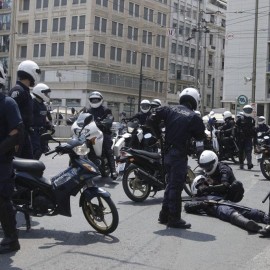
[17,228,119,249]
[0,257,23,270]
[118,197,163,206]
[153,228,216,242]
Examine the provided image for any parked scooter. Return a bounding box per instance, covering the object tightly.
[12,115,119,234]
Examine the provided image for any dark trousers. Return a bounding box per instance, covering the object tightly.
[163,148,187,214]
[103,134,116,174]
[238,138,253,165]
[30,130,49,160]
[16,131,33,159]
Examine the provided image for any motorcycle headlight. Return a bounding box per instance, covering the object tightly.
[73,143,90,156]
[128,126,134,133]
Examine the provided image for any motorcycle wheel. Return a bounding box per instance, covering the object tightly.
[260,156,270,180]
[122,164,151,202]
[82,195,119,234]
[183,167,196,197]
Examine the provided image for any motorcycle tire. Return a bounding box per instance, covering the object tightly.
[183,167,196,197]
[260,156,270,180]
[82,195,119,234]
[122,164,151,202]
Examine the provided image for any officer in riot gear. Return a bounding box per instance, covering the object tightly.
[128,99,152,125]
[8,60,41,159]
[185,174,270,236]
[84,91,118,181]
[148,88,205,228]
[30,83,52,160]
[0,63,24,253]
[235,104,256,169]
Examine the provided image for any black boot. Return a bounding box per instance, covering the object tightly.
[258,225,270,237]
[167,197,191,229]
[107,149,118,180]
[0,232,20,254]
[158,206,169,224]
[184,201,208,213]
[230,212,262,232]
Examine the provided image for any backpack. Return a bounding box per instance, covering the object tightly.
[225,180,245,202]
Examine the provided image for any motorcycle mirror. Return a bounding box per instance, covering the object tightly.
[82,114,93,127]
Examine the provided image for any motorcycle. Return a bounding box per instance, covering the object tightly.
[255,132,270,180]
[71,113,118,178]
[118,145,196,202]
[12,115,119,234]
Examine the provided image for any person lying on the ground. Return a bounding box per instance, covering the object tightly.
[184,175,270,237]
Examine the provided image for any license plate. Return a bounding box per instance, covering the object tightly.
[256,153,262,160]
[117,163,126,173]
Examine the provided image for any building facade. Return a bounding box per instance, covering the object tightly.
[167,0,226,114]
[223,0,270,120]
[11,0,170,120]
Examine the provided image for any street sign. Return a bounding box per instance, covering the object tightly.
[226,33,234,40]
[237,95,248,106]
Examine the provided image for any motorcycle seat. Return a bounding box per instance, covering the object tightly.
[13,158,45,173]
[130,149,160,159]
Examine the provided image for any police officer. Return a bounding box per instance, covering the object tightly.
[8,60,41,159]
[0,63,24,253]
[84,91,118,181]
[128,99,152,125]
[184,175,270,236]
[256,116,270,133]
[30,83,52,160]
[148,88,205,228]
[150,98,162,110]
[235,104,256,169]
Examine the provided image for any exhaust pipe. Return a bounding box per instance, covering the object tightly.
[136,168,164,189]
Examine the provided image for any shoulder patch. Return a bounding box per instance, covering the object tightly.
[10,91,19,99]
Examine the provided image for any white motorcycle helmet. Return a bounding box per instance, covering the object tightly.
[223,111,232,120]
[179,87,200,111]
[140,99,151,113]
[258,116,266,125]
[0,63,7,86]
[151,98,162,109]
[191,175,208,195]
[194,110,201,117]
[243,104,253,117]
[89,91,103,108]
[17,60,41,87]
[32,83,51,103]
[198,150,218,175]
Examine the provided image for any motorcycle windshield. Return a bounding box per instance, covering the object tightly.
[76,113,92,127]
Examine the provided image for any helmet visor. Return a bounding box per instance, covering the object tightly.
[141,104,150,111]
[243,107,253,114]
[199,159,216,172]
[90,98,102,104]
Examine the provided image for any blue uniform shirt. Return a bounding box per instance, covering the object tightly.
[154,105,205,155]
[0,93,22,178]
[8,81,33,129]
[32,98,48,128]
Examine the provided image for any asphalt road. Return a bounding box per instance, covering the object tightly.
[1,150,270,270]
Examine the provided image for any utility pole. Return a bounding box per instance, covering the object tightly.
[138,53,143,111]
[251,0,259,103]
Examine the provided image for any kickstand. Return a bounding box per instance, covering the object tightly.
[150,191,157,198]
[262,191,270,225]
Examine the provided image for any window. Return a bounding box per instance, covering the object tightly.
[144,7,153,22]
[142,30,152,45]
[94,16,107,32]
[210,14,215,23]
[70,41,84,56]
[142,53,151,68]
[207,74,212,87]
[193,10,197,20]
[171,43,176,54]
[93,42,105,58]
[169,63,175,74]
[96,0,108,7]
[221,57,224,70]
[127,26,138,41]
[178,22,184,35]
[19,45,27,58]
[191,48,195,58]
[71,15,86,30]
[21,22,28,34]
[184,46,189,57]
[208,54,213,67]
[51,42,64,57]
[209,34,213,45]
[72,0,86,4]
[155,81,163,93]
[54,0,67,6]
[222,38,225,49]
[221,19,226,27]
[34,19,47,33]
[129,2,139,17]
[173,3,178,13]
[110,46,122,61]
[52,17,66,32]
[155,57,164,70]
[157,12,166,27]
[113,0,124,12]
[36,0,48,9]
[178,44,182,55]
[156,35,165,48]
[112,21,123,37]
[126,50,137,64]
[33,44,46,57]
[22,0,30,10]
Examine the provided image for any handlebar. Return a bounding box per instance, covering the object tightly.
[45,149,57,156]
